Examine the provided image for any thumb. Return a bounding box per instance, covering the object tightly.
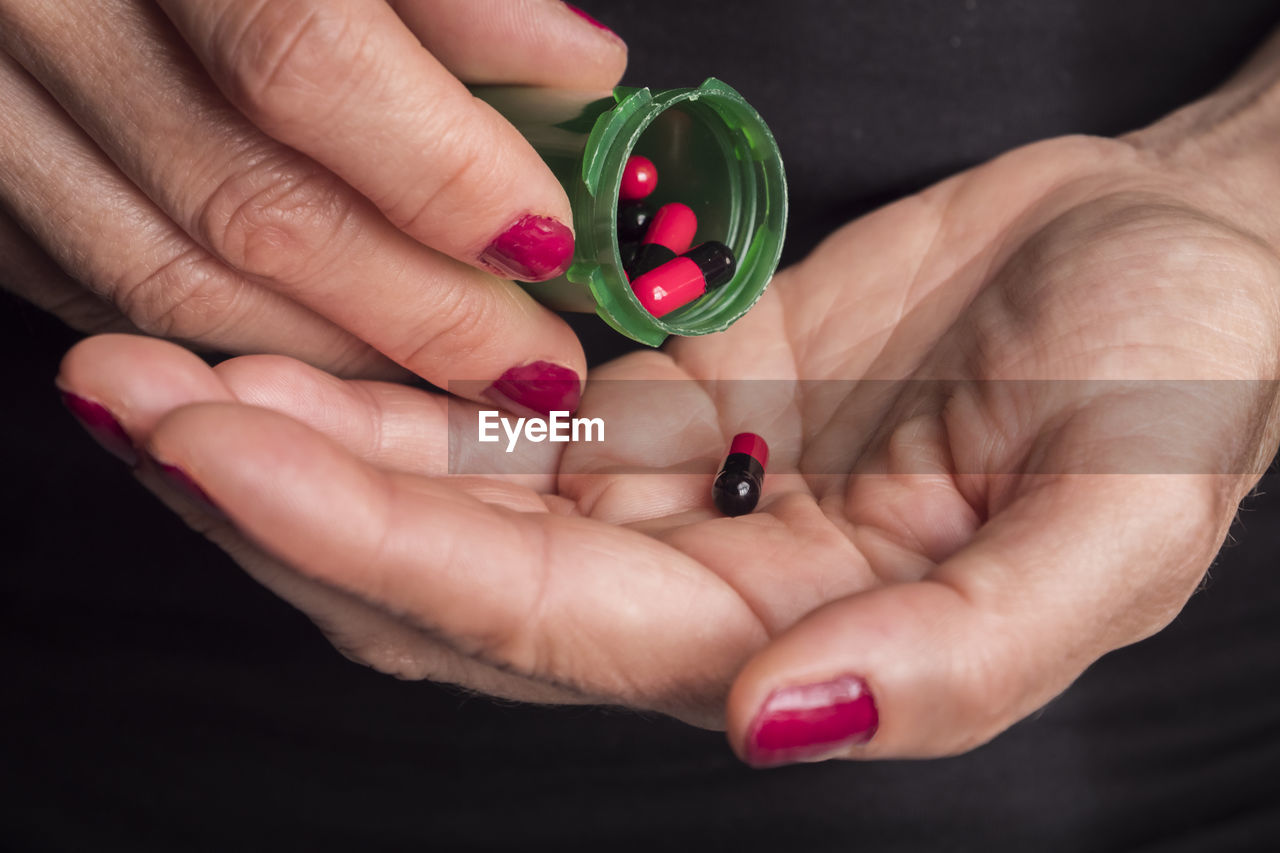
[726,474,1236,766]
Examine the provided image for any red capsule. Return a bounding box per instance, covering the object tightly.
[713,433,768,516]
[628,202,698,278]
[729,432,769,468]
[629,241,736,318]
[619,155,658,200]
[642,202,697,251]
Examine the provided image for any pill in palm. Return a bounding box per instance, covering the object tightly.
[712,433,769,516]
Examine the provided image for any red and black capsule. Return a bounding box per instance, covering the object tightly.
[712,433,769,516]
[629,241,736,318]
[627,202,698,279]
[619,155,658,200]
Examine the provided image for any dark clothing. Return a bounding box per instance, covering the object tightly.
[4,2,1280,850]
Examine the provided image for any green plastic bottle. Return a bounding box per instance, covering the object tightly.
[474,79,788,347]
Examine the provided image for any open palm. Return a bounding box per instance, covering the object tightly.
[60,134,1280,764]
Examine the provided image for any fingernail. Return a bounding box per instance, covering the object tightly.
[149,455,222,516]
[484,361,582,417]
[60,391,139,466]
[745,675,879,768]
[563,4,619,38]
[480,215,575,282]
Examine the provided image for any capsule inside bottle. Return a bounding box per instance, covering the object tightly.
[619,154,658,200]
[630,241,736,318]
[616,200,654,244]
[627,202,698,279]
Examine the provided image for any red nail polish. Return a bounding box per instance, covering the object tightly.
[60,391,139,466]
[480,215,574,282]
[564,4,618,37]
[485,362,581,417]
[746,675,879,768]
[150,457,222,516]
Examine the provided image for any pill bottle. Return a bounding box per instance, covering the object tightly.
[474,79,787,347]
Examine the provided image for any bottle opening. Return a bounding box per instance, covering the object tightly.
[472,80,787,347]
[585,80,787,344]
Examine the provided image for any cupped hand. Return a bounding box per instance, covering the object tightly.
[58,133,1280,765]
[3,0,625,404]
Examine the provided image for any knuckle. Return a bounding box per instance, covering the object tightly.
[397,278,501,370]
[113,248,246,341]
[946,624,1029,744]
[378,118,487,237]
[220,1,372,123]
[913,580,1049,755]
[199,164,358,285]
[46,291,133,336]
[351,489,544,680]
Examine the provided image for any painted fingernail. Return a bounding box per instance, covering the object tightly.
[150,456,221,516]
[745,675,879,768]
[564,3,619,38]
[480,215,575,282]
[485,361,582,417]
[60,391,139,466]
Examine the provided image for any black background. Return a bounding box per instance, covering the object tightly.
[4,2,1280,850]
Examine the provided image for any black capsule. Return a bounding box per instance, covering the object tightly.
[627,244,675,280]
[684,241,736,289]
[712,433,769,517]
[616,201,654,243]
[619,241,640,270]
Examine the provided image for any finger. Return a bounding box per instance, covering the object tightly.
[54,336,583,702]
[0,2,584,400]
[727,473,1236,765]
[157,0,578,280]
[57,335,233,460]
[0,48,396,377]
[56,334,559,488]
[56,333,437,471]
[144,402,764,724]
[392,0,626,88]
[216,354,563,489]
[0,204,135,335]
[169,494,590,707]
[130,447,587,708]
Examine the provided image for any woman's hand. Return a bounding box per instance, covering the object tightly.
[57,126,1280,765]
[2,0,625,406]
